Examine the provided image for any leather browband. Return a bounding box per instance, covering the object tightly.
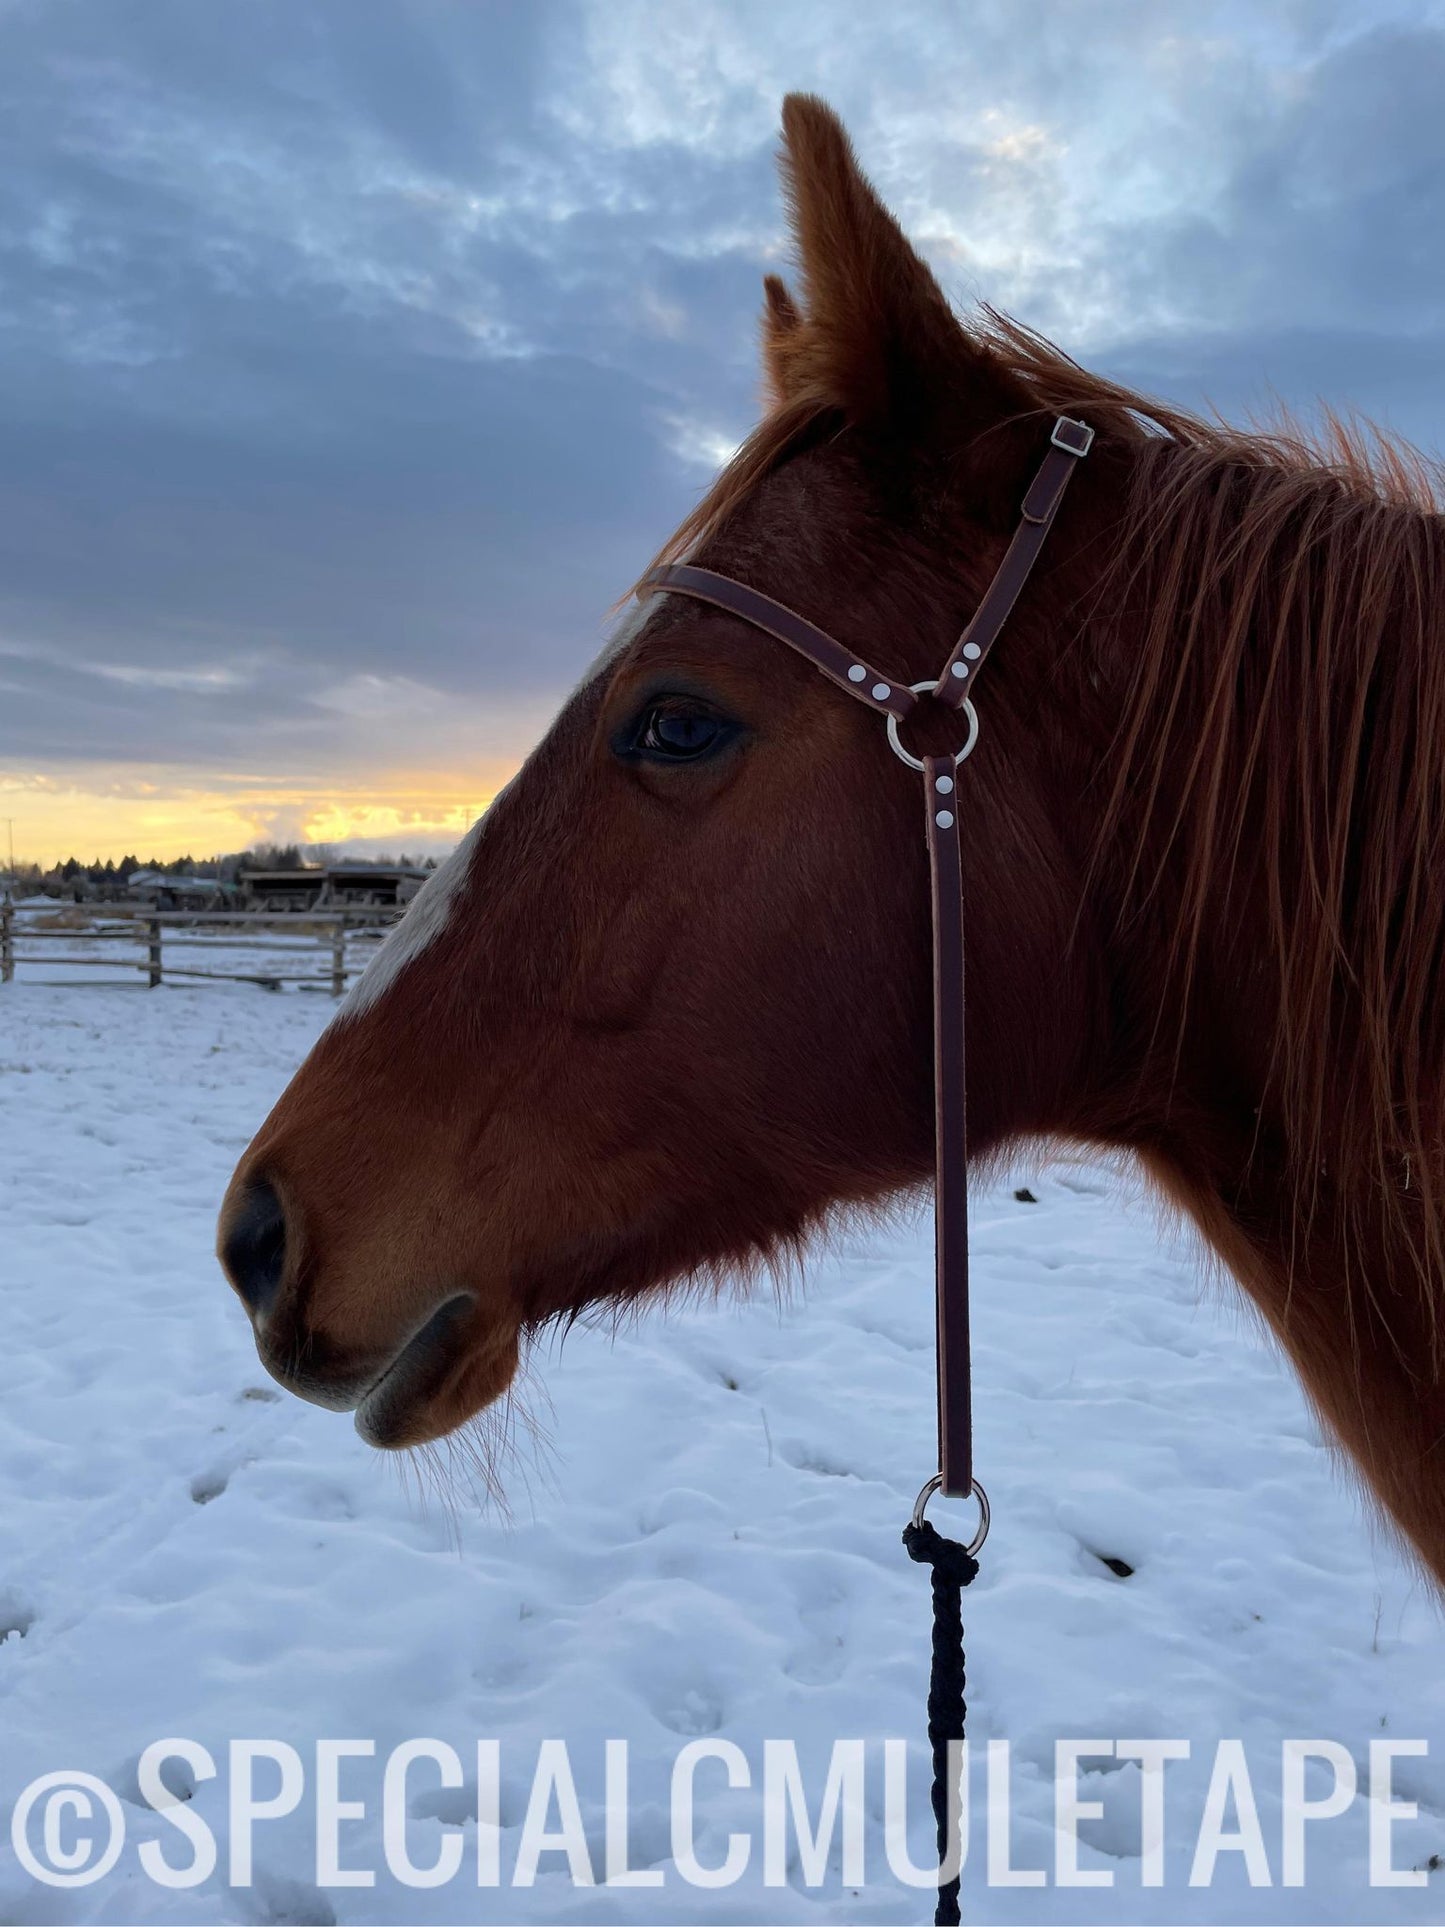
[638,414,1094,1501]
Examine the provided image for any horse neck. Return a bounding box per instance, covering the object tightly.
[1058,451,1445,1585]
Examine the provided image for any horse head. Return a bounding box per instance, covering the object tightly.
[217,97,1117,1451]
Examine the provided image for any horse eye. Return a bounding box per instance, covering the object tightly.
[634,702,726,761]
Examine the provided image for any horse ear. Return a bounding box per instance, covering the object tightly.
[760,273,803,407]
[770,93,1001,430]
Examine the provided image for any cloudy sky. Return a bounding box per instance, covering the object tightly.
[2,0,1443,864]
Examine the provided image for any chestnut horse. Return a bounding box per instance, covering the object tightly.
[220,96,1445,1589]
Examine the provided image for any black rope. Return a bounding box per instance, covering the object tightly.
[902,1518,979,1926]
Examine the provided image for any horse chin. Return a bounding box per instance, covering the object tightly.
[354,1303,520,1450]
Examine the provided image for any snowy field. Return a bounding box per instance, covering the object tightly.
[0,980,1441,1926]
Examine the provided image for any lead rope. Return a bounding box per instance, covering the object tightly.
[637,412,1095,1927]
[901,1516,979,1926]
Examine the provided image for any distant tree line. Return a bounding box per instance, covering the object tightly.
[4,843,440,889]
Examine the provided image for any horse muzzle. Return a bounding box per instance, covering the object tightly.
[218,1173,513,1447]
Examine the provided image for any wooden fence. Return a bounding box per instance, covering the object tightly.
[0,904,401,994]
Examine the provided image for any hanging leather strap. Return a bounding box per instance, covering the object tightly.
[923,751,970,1491]
[639,414,1093,1498]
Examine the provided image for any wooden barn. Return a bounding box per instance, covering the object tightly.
[236,864,428,912]
[235,867,327,912]
[321,864,429,908]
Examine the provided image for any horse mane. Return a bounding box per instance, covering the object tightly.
[997,318,1445,1349]
[994,317,1445,1363]
[639,303,1445,1358]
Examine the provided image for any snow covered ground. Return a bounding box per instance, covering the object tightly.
[0,980,1440,1925]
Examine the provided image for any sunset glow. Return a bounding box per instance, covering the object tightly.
[0,761,518,868]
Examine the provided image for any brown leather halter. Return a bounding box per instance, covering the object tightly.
[639,414,1094,1535]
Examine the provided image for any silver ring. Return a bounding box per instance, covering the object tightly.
[910,1474,990,1556]
[885,679,980,773]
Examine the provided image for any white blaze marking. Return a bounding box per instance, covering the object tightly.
[331,595,668,1025]
[334,804,500,1021]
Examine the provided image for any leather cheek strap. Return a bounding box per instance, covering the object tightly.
[936,425,1094,703]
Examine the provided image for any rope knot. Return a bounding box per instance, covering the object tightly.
[902,1518,980,1588]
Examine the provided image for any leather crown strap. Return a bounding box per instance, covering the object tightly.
[639,414,1094,1503]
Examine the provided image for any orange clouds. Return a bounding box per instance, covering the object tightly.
[0,760,515,867]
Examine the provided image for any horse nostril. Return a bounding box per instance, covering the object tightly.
[221,1178,289,1317]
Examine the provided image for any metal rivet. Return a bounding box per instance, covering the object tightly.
[847,664,867,682]
[950,661,968,678]
[935,775,954,794]
[935,810,955,829]
[871,682,890,701]
[962,642,982,661]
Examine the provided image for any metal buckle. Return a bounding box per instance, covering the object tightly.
[911,1475,991,1556]
[886,679,979,773]
[1051,416,1095,457]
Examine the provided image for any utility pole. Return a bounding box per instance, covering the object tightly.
[3,818,12,883]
